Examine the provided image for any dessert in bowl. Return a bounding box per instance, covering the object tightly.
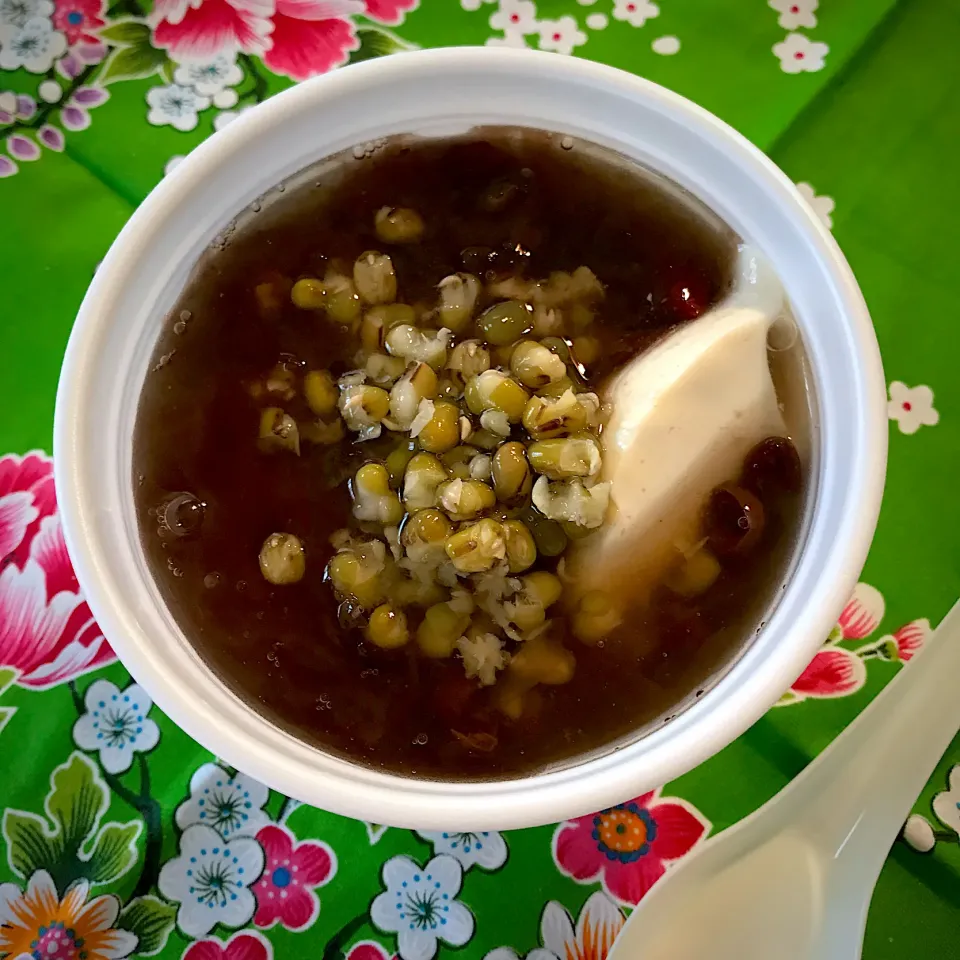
[54,47,886,830]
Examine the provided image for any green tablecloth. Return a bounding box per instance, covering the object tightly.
[3,0,960,957]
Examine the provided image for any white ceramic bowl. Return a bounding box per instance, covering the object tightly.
[54,47,886,831]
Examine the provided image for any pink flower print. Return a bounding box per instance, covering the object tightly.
[29,510,80,596]
[151,0,275,61]
[786,582,882,701]
[183,931,273,960]
[889,619,929,662]
[835,583,884,640]
[363,0,417,25]
[0,451,56,567]
[261,0,362,81]
[346,943,395,960]
[790,646,866,699]
[252,824,336,930]
[17,95,37,120]
[38,125,65,151]
[0,518,114,688]
[785,584,931,702]
[0,451,114,688]
[53,0,105,45]
[553,789,710,905]
[869,618,931,664]
[75,39,106,62]
[57,49,84,78]
[7,135,40,161]
[58,85,107,133]
[0,870,136,960]
[73,86,109,107]
[61,104,91,130]
[0,482,36,562]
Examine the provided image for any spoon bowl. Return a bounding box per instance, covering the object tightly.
[609,598,960,960]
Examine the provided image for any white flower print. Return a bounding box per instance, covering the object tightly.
[213,109,237,131]
[773,32,828,73]
[158,823,264,938]
[903,814,936,853]
[489,0,537,34]
[164,154,185,176]
[213,87,238,109]
[651,34,680,55]
[461,0,495,9]
[542,892,624,959]
[484,892,625,960]
[173,54,243,97]
[213,105,253,131]
[146,83,210,132]
[0,871,138,960]
[370,855,474,960]
[769,0,817,30]
[611,0,658,28]
[38,78,61,102]
[536,16,587,55]
[485,29,527,48]
[72,679,160,774]
[795,182,834,229]
[175,762,271,840]
[887,381,939,435]
[932,765,960,835]
[416,830,508,871]
[0,17,66,73]
[0,0,51,32]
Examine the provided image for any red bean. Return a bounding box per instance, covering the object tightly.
[705,484,765,556]
[742,436,802,497]
[666,277,709,320]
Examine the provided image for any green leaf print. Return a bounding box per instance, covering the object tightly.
[85,819,142,883]
[48,752,109,856]
[349,26,417,64]
[100,46,172,85]
[97,20,172,85]
[3,810,60,878]
[1,752,142,891]
[117,895,177,956]
[98,19,151,44]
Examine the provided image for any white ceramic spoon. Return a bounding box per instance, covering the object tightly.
[608,597,960,960]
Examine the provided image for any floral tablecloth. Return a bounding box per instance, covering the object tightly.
[3,0,960,958]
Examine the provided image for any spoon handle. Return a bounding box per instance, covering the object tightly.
[797,598,960,870]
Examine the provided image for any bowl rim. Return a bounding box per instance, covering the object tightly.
[54,46,887,830]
